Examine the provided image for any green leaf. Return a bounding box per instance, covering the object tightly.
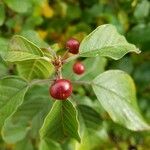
[76,128,109,150]
[4,36,53,81]
[66,4,81,20]
[21,30,49,48]
[134,0,150,19]
[0,3,5,26]
[24,16,43,29]
[5,35,44,62]
[76,105,104,150]
[0,76,28,129]
[39,139,62,150]
[79,24,140,59]
[17,59,54,81]
[77,105,102,131]
[5,51,43,62]
[40,100,80,142]
[14,138,34,150]
[2,84,52,143]
[61,139,77,150]
[92,70,150,131]
[127,24,150,44]
[133,62,150,87]
[0,57,8,77]
[4,0,31,13]
[108,56,134,74]
[0,37,8,59]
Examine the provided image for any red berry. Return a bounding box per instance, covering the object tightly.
[73,62,85,75]
[49,79,72,100]
[66,38,80,54]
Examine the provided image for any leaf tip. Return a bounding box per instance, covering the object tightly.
[136,48,141,54]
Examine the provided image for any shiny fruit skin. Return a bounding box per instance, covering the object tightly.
[50,79,72,100]
[73,62,85,75]
[66,38,79,54]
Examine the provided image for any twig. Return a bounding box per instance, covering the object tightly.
[71,80,92,85]
[63,54,79,63]
[62,50,69,60]
[47,47,57,57]
[29,79,53,87]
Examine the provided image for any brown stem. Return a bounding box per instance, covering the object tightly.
[62,50,69,60]
[56,67,62,79]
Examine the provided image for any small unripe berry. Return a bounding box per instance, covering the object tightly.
[49,79,72,100]
[73,62,85,75]
[66,38,80,54]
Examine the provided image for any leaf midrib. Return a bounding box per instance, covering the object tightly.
[92,82,132,105]
[60,102,67,138]
[27,59,38,80]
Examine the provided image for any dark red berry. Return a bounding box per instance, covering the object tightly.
[49,79,72,100]
[66,38,80,54]
[73,62,85,75]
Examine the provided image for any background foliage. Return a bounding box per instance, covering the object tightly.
[0,0,150,149]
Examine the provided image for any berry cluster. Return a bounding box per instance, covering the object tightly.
[49,38,85,100]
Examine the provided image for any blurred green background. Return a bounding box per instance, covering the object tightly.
[0,0,150,149]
